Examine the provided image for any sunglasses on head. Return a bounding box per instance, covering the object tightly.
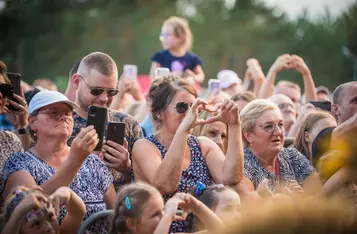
[171,102,192,114]
[0,84,14,98]
[79,75,119,97]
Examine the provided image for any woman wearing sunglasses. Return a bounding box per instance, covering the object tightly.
[0,61,30,190]
[132,75,244,233]
[239,99,321,195]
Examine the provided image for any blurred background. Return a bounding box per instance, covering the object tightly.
[0,0,356,91]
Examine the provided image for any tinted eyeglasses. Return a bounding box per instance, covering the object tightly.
[38,108,73,120]
[277,103,294,110]
[0,84,14,98]
[169,102,192,114]
[79,75,119,97]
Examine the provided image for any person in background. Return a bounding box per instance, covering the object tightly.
[1,186,86,234]
[316,86,331,101]
[65,58,82,102]
[150,16,205,87]
[293,110,337,167]
[231,92,256,113]
[239,99,320,194]
[242,59,265,96]
[259,54,317,113]
[268,94,296,134]
[32,79,58,91]
[69,52,143,189]
[217,70,242,97]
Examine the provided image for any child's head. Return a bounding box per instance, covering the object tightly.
[160,16,192,51]
[193,183,241,222]
[3,186,59,234]
[110,182,164,234]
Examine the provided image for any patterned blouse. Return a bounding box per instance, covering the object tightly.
[67,109,143,190]
[146,134,211,233]
[0,151,113,234]
[0,131,23,213]
[244,147,315,191]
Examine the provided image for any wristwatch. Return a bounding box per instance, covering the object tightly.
[17,128,29,135]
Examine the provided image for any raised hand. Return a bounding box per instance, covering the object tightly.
[4,88,28,128]
[270,54,292,73]
[178,98,216,132]
[70,125,99,159]
[290,55,310,75]
[164,195,187,221]
[205,99,240,126]
[100,138,130,172]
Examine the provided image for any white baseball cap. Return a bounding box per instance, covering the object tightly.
[217,70,242,89]
[28,90,79,115]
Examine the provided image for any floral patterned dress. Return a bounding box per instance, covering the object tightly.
[0,151,114,234]
[146,134,211,233]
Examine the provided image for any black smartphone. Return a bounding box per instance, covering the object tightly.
[309,101,331,112]
[106,122,125,146]
[86,106,108,151]
[7,73,21,111]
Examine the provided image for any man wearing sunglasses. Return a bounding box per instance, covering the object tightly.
[67,52,143,190]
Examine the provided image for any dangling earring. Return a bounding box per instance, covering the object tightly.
[250,141,254,146]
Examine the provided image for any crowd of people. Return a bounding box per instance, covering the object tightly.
[0,15,357,234]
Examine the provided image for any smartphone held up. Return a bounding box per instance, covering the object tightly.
[208,79,221,96]
[123,64,138,80]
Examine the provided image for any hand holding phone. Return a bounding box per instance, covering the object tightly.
[208,79,220,96]
[106,122,125,146]
[7,72,21,111]
[123,65,138,80]
[86,106,108,151]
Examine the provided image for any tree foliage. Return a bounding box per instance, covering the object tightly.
[0,0,355,91]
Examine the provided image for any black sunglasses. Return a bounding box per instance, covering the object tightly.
[170,102,192,114]
[0,84,14,98]
[79,75,119,97]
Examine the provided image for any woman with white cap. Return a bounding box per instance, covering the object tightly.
[0,90,116,234]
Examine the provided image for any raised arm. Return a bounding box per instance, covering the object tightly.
[290,55,317,103]
[259,54,291,99]
[246,58,265,96]
[133,99,210,194]
[201,99,244,186]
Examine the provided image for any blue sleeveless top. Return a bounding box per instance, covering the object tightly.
[146,134,211,233]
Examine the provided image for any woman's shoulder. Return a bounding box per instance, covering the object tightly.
[0,130,22,146]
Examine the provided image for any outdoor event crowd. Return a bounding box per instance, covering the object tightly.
[1,16,357,234]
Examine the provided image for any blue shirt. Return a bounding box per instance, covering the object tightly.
[151,50,203,72]
[0,115,15,131]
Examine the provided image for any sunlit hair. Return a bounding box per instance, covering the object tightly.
[223,199,357,234]
[0,61,11,84]
[294,110,336,164]
[163,16,193,51]
[239,99,280,146]
[275,80,301,92]
[78,52,118,77]
[192,111,228,153]
[110,182,162,234]
[231,91,256,103]
[148,75,197,131]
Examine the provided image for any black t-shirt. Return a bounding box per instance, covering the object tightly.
[151,50,203,72]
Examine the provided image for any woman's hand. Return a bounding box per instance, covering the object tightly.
[291,55,311,76]
[178,98,215,132]
[4,88,28,128]
[270,54,292,73]
[100,139,130,172]
[70,125,99,160]
[206,99,240,126]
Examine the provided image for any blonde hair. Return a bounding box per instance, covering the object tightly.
[192,111,228,153]
[231,91,256,103]
[276,80,301,91]
[240,99,280,146]
[294,110,336,163]
[163,16,193,51]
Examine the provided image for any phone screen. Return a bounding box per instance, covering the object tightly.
[86,106,108,151]
[7,73,21,111]
[154,68,170,79]
[208,79,220,95]
[309,101,331,112]
[123,65,138,80]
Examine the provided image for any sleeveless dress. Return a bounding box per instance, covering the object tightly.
[146,134,211,233]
